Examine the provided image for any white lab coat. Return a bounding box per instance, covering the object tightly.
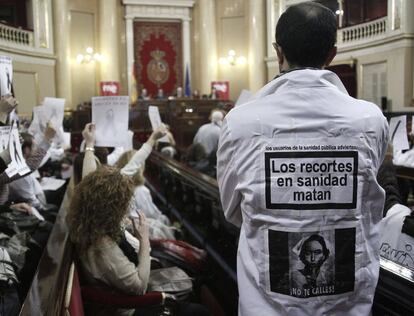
[217,69,389,316]
[193,122,221,156]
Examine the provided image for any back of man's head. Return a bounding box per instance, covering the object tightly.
[276,1,337,68]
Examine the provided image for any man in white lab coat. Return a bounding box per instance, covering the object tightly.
[217,2,389,316]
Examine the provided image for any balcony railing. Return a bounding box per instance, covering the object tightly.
[338,17,388,47]
[0,23,34,48]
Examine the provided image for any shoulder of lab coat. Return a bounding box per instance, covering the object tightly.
[217,117,242,227]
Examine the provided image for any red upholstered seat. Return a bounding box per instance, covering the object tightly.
[65,263,85,316]
[81,287,164,308]
[64,261,167,314]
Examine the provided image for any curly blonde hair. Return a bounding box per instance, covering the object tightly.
[115,150,145,186]
[67,166,134,254]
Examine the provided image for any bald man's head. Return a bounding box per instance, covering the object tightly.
[275,2,337,68]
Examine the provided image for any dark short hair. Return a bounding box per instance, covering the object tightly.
[275,2,337,68]
[299,234,330,263]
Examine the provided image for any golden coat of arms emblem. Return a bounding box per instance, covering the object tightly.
[147,50,170,87]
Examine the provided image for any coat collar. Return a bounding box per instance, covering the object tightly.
[253,68,349,101]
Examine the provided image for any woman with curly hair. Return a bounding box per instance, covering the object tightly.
[67,166,151,315]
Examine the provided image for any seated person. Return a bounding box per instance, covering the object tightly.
[193,109,223,157]
[378,157,414,270]
[184,143,210,173]
[138,88,151,100]
[67,167,209,316]
[0,96,56,205]
[8,133,50,211]
[156,125,176,159]
[67,167,151,315]
[116,150,176,240]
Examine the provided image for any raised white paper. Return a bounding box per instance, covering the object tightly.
[0,126,10,151]
[92,96,129,147]
[43,97,65,129]
[40,177,66,191]
[148,106,168,142]
[0,56,13,97]
[30,207,45,221]
[124,130,134,150]
[389,115,410,152]
[235,89,253,107]
[6,123,30,177]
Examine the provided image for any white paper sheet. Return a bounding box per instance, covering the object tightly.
[43,97,65,130]
[235,89,253,107]
[29,106,47,132]
[30,207,45,221]
[0,126,10,151]
[40,177,66,191]
[411,116,414,137]
[92,96,129,147]
[148,106,168,142]
[6,123,30,177]
[124,130,134,150]
[61,166,73,180]
[0,56,13,97]
[389,115,410,152]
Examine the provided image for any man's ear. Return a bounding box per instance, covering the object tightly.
[275,44,284,67]
[324,46,337,67]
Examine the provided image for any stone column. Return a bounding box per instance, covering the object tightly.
[248,0,266,92]
[99,0,120,82]
[126,17,134,96]
[53,0,72,106]
[199,0,217,94]
[182,18,191,85]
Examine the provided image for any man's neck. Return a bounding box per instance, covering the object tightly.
[273,66,322,80]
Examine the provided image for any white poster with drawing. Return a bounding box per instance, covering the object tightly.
[389,115,409,152]
[148,106,168,142]
[92,96,129,147]
[6,123,30,177]
[0,126,10,151]
[0,56,12,97]
[28,106,47,143]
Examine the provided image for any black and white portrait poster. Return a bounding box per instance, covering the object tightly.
[5,123,29,177]
[92,96,129,147]
[0,56,12,97]
[268,227,355,298]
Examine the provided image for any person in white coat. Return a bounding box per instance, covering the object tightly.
[193,110,224,156]
[217,2,389,316]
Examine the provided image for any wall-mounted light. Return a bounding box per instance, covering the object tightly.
[76,47,102,64]
[335,9,344,15]
[218,50,247,66]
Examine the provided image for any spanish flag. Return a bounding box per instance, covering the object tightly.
[130,61,138,105]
